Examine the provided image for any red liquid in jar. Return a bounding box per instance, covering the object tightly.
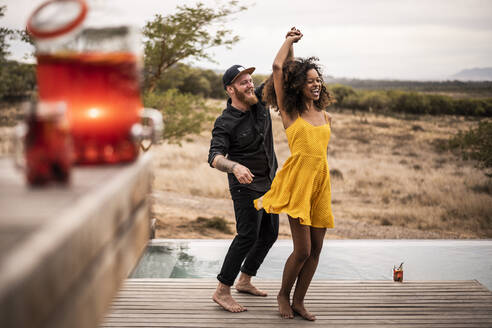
[36,52,142,164]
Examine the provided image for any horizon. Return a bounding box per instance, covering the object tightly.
[2,0,492,81]
[199,66,492,82]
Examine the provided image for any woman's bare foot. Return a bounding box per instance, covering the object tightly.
[212,283,247,313]
[292,303,316,321]
[235,281,267,296]
[277,294,294,319]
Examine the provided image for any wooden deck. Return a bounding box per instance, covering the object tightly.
[101,278,492,327]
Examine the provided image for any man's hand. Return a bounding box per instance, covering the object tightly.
[232,164,255,184]
[213,155,254,184]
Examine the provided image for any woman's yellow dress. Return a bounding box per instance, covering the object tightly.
[254,113,334,228]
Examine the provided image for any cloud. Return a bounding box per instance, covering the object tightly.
[2,0,491,80]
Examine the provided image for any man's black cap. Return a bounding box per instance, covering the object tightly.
[222,65,255,89]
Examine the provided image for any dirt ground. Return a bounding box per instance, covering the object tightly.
[1,102,490,239]
[149,109,491,240]
[151,189,469,239]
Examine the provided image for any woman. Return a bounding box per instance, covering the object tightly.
[254,28,335,321]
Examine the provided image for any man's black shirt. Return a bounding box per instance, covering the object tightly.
[208,84,278,193]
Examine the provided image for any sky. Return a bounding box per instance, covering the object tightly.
[1,0,492,80]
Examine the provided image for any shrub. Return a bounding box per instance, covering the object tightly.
[341,92,364,110]
[426,94,454,115]
[329,168,344,180]
[150,63,226,99]
[470,180,492,195]
[328,83,492,117]
[330,84,356,106]
[0,61,36,100]
[390,92,427,114]
[359,90,390,112]
[454,99,492,116]
[448,121,492,174]
[143,89,216,144]
[195,216,232,234]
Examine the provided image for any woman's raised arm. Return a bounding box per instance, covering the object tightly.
[272,27,303,129]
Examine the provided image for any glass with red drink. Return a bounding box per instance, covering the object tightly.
[15,101,72,186]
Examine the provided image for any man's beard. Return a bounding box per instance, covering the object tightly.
[233,86,258,106]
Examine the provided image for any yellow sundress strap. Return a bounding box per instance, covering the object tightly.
[323,111,331,127]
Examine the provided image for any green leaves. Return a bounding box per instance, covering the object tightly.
[140,1,247,144]
[0,6,36,100]
[143,89,216,145]
[0,61,36,99]
[330,86,492,117]
[142,1,246,92]
[448,121,492,174]
[0,5,14,62]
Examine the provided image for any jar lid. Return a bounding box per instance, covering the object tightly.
[27,0,88,39]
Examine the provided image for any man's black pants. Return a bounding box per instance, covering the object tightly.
[217,186,279,286]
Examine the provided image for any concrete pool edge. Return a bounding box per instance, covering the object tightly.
[148,238,492,246]
[131,238,492,291]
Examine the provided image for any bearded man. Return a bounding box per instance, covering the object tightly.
[208,65,279,312]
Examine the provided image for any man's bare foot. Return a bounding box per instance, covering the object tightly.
[235,281,267,296]
[277,294,294,319]
[212,283,247,313]
[292,303,316,321]
[235,272,267,296]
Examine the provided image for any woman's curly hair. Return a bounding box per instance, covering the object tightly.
[262,57,335,118]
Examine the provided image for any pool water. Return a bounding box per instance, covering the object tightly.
[130,239,492,290]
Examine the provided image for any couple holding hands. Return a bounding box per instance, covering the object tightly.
[208,27,335,321]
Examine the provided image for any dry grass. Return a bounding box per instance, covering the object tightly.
[2,99,490,238]
[327,111,491,237]
[150,108,492,239]
[0,127,13,157]
[0,103,24,127]
[0,103,26,157]
[153,140,230,198]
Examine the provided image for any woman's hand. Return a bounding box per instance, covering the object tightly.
[286,26,302,43]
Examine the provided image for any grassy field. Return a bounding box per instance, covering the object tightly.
[1,100,491,239]
[149,104,492,239]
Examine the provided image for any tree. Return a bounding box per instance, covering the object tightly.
[151,63,226,99]
[0,6,36,100]
[0,6,14,62]
[141,1,248,144]
[143,89,217,145]
[142,1,246,92]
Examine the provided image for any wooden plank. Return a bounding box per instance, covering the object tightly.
[102,314,492,321]
[123,278,486,284]
[101,279,492,328]
[0,153,153,328]
[105,310,492,316]
[45,200,150,328]
[111,292,492,298]
[101,319,490,328]
[119,280,489,290]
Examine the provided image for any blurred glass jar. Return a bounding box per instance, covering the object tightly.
[27,0,162,165]
[14,101,72,186]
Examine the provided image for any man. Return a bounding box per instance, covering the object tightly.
[208,64,279,313]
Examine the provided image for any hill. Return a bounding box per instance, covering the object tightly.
[451,67,492,81]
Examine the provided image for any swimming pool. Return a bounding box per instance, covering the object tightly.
[130,239,492,290]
